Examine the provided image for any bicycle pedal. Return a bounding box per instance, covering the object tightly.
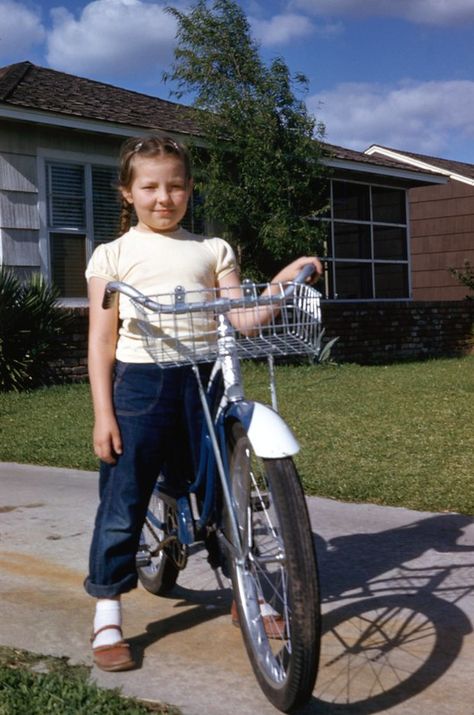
[135,547,151,568]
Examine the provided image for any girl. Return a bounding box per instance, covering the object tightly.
[85,134,321,672]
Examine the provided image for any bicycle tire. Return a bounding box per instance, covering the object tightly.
[226,420,321,712]
[136,487,187,595]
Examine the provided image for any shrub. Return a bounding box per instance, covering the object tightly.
[0,269,72,391]
[450,260,474,299]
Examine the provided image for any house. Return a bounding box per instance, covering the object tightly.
[366,145,474,301]
[0,61,449,304]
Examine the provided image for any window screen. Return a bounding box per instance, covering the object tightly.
[47,164,85,227]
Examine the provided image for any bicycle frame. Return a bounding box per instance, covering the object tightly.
[194,313,300,555]
[150,313,300,561]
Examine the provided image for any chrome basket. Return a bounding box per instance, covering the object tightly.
[131,281,322,367]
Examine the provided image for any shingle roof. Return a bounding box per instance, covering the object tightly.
[0,60,201,136]
[367,145,474,180]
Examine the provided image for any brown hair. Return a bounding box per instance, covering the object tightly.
[117,135,192,235]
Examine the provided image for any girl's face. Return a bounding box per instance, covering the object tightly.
[121,154,192,233]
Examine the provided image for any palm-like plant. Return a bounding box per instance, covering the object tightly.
[0,269,73,391]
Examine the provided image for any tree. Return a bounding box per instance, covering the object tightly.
[165,0,328,278]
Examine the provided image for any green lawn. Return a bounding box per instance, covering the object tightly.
[1,357,473,514]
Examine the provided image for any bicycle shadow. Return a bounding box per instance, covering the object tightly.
[316,512,474,603]
[298,512,474,714]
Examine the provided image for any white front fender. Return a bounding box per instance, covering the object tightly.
[227,401,300,458]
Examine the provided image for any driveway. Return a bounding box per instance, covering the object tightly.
[0,462,473,714]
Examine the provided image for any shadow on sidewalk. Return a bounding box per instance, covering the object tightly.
[302,512,474,714]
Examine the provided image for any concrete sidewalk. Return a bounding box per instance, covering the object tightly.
[0,462,473,714]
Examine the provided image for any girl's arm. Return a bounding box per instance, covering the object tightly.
[218,256,322,335]
[88,277,122,464]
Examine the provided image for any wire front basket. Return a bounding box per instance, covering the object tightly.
[131,281,322,367]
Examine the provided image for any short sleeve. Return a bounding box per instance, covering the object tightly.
[213,238,238,281]
[85,242,119,282]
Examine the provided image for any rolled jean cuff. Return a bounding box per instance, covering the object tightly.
[84,572,138,598]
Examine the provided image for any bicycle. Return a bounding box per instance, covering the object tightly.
[103,265,322,712]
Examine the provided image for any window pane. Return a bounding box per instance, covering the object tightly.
[375,264,409,298]
[372,186,406,223]
[92,166,121,244]
[181,189,205,234]
[374,226,407,260]
[333,181,370,221]
[48,164,85,227]
[334,223,371,259]
[50,232,87,297]
[334,262,373,299]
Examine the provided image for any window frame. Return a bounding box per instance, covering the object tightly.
[318,178,412,302]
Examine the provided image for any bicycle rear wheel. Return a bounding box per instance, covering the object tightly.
[136,486,187,595]
[226,420,321,712]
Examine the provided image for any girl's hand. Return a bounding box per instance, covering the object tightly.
[93,414,123,464]
[273,256,322,285]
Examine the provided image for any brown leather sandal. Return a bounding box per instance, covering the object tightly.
[231,599,287,640]
[91,625,136,672]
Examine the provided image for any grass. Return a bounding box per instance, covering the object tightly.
[0,646,180,715]
[0,357,473,514]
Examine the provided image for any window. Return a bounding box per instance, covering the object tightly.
[46,162,120,297]
[317,180,409,300]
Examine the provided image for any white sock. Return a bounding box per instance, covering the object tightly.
[259,600,280,617]
[92,599,123,648]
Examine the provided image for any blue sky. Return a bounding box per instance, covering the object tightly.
[2,0,474,163]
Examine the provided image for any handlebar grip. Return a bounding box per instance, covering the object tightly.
[294,261,317,284]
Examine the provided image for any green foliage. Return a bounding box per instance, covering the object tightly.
[0,269,72,392]
[450,260,474,299]
[165,0,328,278]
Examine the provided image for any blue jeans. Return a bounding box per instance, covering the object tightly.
[84,361,210,598]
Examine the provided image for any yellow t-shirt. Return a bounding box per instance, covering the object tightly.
[85,226,237,363]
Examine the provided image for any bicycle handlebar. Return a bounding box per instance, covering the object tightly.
[102,261,318,312]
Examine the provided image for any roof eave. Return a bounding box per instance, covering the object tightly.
[365,145,474,186]
[322,156,448,186]
[0,102,202,142]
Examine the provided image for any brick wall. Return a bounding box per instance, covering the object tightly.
[322,301,474,364]
[56,301,474,381]
[51,308,89,382]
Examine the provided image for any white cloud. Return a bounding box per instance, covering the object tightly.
[47,0,177,79]
[250,13,314,46]
[290,0,474,26]
[250,11,342,46]
[309,80,474,156]
[0,0,45,60]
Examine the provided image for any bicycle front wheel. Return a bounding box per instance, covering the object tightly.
[226,421,321,712]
